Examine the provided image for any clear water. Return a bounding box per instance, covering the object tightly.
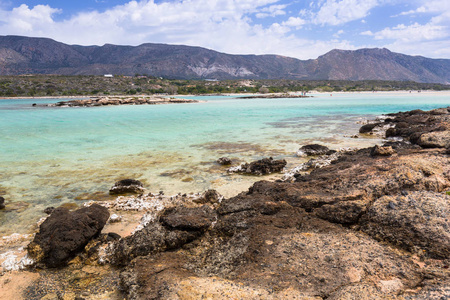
[1,91,449,235]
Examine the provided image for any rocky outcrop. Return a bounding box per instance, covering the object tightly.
[50,96,197,107]
[27,204,109,268]
[296,144,334,157]
[370,144,396,156]
[112,119,450,299]
[109,179,145,195]
[228,157,287,175]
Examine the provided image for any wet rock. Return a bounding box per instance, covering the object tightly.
[417,131,450,148]
[217,157,232,165]
[360,191,450,259]
[0,196,5,209]
[27,204,110,268]
[228,157,286,175]
[109,179,145,195]
[370,145,396,156]
[359,122,381,133]
[296,144,334,157]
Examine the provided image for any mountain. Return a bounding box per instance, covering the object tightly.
[1,35,449,83]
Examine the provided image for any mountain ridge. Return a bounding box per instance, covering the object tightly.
[0,35,449,84]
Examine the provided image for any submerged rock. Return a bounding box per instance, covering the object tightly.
[296,144,334,157]
[27,204,109,268]
[0,196,5,209]
[217,157,232,165]
[109,179,145,195]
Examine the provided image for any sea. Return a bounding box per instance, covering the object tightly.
[1,91,450,236]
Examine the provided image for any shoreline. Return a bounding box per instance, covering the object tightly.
[1,105,450,298]
[2,89,450,100]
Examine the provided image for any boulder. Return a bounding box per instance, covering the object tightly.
[109,179,145,195]
[0,196,5,209]
[27,204,109,267]
[296,144,334,157]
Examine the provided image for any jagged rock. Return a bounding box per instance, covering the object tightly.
[217,157,232,165]
[27,204,109,268]
[109,179,145,195]
[360,191,450,259]
[112,206,216,265]
[228,157,287,175]
[0,196,5,209]
[417,131,450,148]
[370,145,396,156]
[296,144,334,157]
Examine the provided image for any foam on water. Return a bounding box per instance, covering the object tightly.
[1,91,449,235]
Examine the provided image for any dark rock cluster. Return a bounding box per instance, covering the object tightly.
[109,179,145,195]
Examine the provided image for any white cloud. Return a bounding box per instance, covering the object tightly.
[255,4,287,18]
[313,0,379,26]
[371,22,448,42]
[281,17,306,29]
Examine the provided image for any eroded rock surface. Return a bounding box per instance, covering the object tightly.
[27,204,109,268]
[228,157,287,175]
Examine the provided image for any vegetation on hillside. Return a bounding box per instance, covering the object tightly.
[0,75,449,97]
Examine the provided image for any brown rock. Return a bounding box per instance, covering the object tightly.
[370,145,396,156]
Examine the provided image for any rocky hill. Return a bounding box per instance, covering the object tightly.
[1,35,450,83]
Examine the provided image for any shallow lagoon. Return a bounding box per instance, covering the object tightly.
[1,91,450,235]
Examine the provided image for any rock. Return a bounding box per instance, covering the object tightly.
[296,144,334,157]
[109,214,122,223]
[112,206,216,265]
[359,122,380,133]
[160,205,216,230]
[43,207,55,214]
[228,157,287,175]
[194,189,222,204]
[360,191,450,259]
[27,204,110,267]
[370,145,396,156]
[217,157,232,165]
[417,131,450,148]
[0,196,5,209]
[109,179,145,195]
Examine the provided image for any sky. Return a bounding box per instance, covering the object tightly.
[0,0,449,60]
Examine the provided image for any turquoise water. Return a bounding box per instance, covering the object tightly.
[1,92,450,235]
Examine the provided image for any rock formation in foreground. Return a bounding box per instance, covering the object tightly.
[24,107,450,299]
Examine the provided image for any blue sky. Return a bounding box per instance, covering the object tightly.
[0,0,449,59]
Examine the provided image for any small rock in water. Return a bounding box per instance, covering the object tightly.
[0,196,5,209]
[109,179,145,195]
[296,144,333,157]
[217,157,232,165]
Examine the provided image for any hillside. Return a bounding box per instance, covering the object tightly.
[0,35,450,83]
